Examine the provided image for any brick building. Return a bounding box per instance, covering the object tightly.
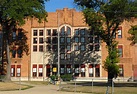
[10,8,137,81]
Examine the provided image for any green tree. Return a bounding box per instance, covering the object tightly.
[74,0,137,83]
[128,25,137,45]
[0,0,48,80]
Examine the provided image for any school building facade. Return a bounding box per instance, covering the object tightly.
[9,8,137,81]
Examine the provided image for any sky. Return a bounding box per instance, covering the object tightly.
[45,0,79,12]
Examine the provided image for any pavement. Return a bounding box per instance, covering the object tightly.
[0,84,88,94]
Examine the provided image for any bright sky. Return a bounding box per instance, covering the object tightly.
[45,0,78,12]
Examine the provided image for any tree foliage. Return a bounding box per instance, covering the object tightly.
[74,0,137,80]
[128,25,137,45]
[0,0,48,79]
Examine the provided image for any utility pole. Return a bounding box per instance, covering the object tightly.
[57,12,60,85]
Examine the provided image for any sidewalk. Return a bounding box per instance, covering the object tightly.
[0,84,88,94]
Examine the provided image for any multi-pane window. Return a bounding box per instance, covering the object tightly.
[119,65,124,77]
[11,65,15,77]
[33,65,37,77]
[17,65,21,77]
[95,64,100,77]
[118,27,122,38]
[118,45,123,57]
[12,46,23,58]
[39,65,43,77]
[32,29,44,52]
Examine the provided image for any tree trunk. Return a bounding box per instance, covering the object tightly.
[108,71,113,86]
[5,40,11,81]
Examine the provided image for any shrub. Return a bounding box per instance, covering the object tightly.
[60,74,73,81]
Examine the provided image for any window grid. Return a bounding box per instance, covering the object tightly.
[32,29,44,52]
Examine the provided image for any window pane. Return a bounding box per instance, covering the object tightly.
[61,27,65,36]
[52,37,58,44]
[33,30,37,36]
[17,47,22,58]
[74,45,79,51]
[80,29,85,35]
[52,29,57,36]
[95,36,99,43]
[60,53,65,59]
[46,45,51,51]
[46,37,51,44]
[60,37,65,43]
[39,45,43,52]
[66,53,71,59]
[80,45,85,51]
[60,45,65,52]
[81,37,85,43]
[33,45,37,52]
[33,38,37,44]
[12,47,16,58]
[39,38,43,44]
[67,45,71,51]
[74,29,79,35]
[89,30,93,35]
[88,37,93,43]
[12,31,16,40]
[67,27,71,35]
[39,30,43,36]
[52,45,57,52]
[118,48,123,57]
[95,44,100,51]
[47,29,51,36]
[67,37,71,43]
[74,37,79,43]
[118,28,122,38]
[18,30,23,40]
[89,45,93,51]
